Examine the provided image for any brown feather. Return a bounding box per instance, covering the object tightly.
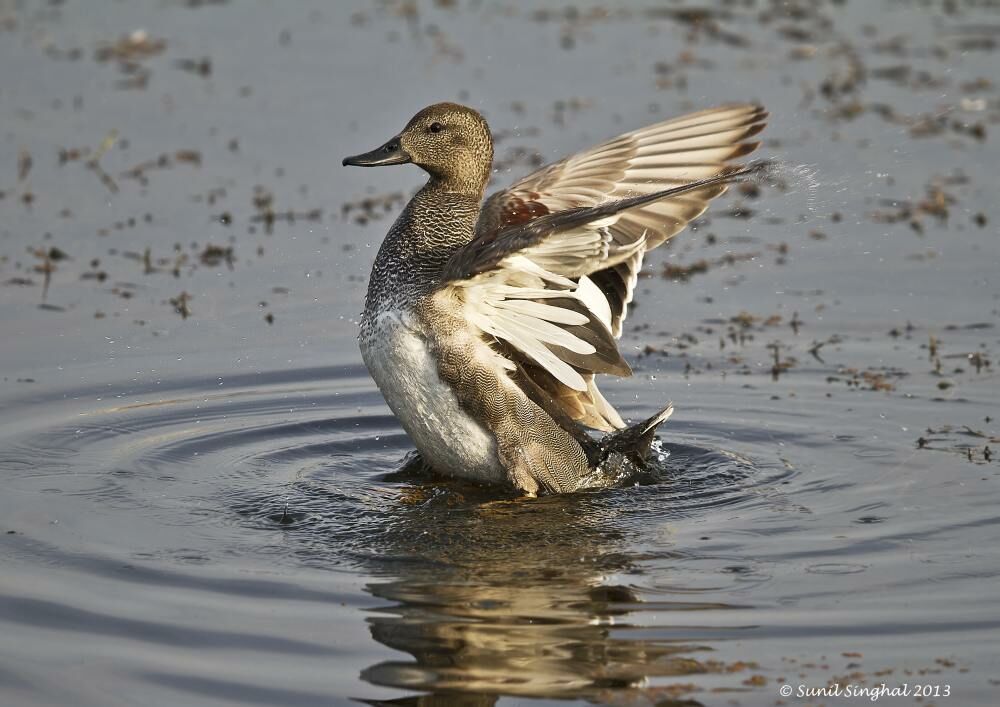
[440,104,768,436]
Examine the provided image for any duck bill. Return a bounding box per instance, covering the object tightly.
[342,136,411,167]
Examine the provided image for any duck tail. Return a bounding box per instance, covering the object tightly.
[599,402,674,465]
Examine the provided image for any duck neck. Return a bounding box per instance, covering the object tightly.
[422,153,492,198]
[363,180,483,315]
[426,176,483,197]
[402,180,482,251]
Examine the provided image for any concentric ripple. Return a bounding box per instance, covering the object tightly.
[2,365,996,705]
[2,365,788,568]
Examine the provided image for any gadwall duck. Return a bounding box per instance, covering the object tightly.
[343,102,767,495]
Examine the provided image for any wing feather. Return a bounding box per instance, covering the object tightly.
[443,104,767,429]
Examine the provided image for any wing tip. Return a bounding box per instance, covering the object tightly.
[721,103,769,130]
[728,140,761,160]
[701,102,769,120]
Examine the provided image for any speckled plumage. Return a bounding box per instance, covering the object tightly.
[347,102,767,495]
[359,179,587,494]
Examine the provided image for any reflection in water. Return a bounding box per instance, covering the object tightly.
[357,478,752,705]
[1,367,776,706]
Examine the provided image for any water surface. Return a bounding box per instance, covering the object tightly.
[2,1,999,705]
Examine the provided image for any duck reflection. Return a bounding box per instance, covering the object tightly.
[357,483,739,705]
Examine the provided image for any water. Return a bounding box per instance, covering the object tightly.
[2,1,999,705]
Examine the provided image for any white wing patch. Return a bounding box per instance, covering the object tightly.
[449,228,647,391]
[456,104,767,431]
[461,279,592,391]
[575,275,613,332]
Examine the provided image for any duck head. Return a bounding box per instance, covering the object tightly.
[343,102,494,195]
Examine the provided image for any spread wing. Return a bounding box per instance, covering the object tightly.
[441,105,767,432]
[478,104,767,337]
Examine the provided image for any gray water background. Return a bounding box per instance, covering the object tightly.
[1,1,999,705]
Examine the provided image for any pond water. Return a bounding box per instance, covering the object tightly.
[1,1,998,705]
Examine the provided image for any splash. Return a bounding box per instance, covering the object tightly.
[744,160,839,220]
[786,162,823,213]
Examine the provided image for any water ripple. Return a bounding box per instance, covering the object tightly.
[0,364,995,704]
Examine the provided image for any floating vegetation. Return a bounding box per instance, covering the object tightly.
[169,290,192,319]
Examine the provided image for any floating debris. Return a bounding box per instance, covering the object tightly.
[174,57,212,77]
[121,149,203,186]
[94,30,166,64]
[17,149,31,183]
[341,192,404,226]
[169,291,192,319]
[199,244,234,269]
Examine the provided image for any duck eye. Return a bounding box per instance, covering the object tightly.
[429,122,443,134]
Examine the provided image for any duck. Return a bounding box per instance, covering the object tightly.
[343,102,767,496]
